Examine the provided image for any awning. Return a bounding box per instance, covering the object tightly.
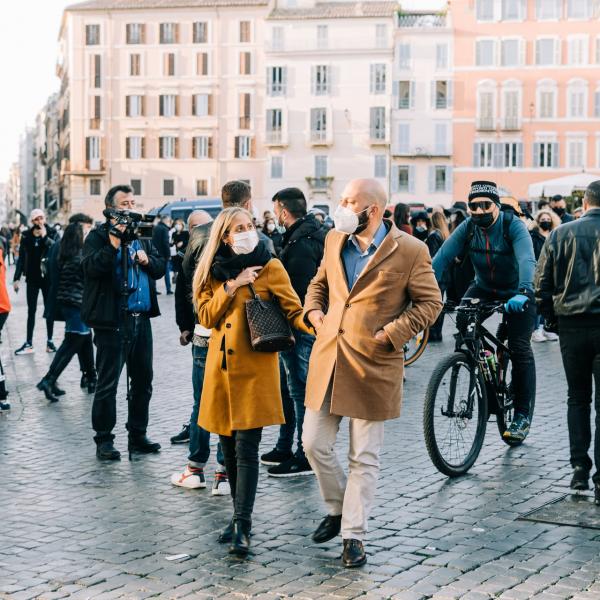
[528,172,600,198]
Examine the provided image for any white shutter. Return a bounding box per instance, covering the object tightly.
[428,166,435,193]
[519,39,526,65]
[594,91,600,117]
[430,81,435,110]
[473,142,481,167]
[311,66,316,95]
[493,143,504,168]
[409,81,416,109]
[369,64,375,94]
[532,142,541,167]
[391,165,399,193]
[447,81,454,109]
[398,123,410,153]
[392,81,399,109]
[554,39,561,65]
[551,142,559,168]
[445,166,453,193]
[408,166,416,194]
[516,143,524,167]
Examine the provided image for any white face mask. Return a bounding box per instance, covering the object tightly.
[333,204,369,235]
[266,223,276,233]
[231,229,259,255]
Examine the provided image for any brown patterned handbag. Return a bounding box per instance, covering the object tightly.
[245,284,295,352]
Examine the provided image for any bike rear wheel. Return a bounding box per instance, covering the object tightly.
[423,352,488,477]
[404,328,430,366]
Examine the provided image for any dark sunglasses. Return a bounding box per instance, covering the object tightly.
[468,200,494,211]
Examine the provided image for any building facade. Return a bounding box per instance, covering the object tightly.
[452,0,600,201]
[18,129,36,220]
[390,8,453,205]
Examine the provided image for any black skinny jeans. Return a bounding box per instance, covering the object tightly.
[91,315,153,443]
[45,333,95,383]
[219,428,263,524]
[463,284,536,417]
[25,279,54,343]
[559,323,600,482]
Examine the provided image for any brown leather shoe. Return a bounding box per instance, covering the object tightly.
[342,539,367,568]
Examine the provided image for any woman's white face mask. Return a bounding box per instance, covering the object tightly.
[230,230,259,255]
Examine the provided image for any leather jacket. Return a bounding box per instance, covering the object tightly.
[535,208,600,322]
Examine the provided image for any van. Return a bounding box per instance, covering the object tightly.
[147,198,223,223]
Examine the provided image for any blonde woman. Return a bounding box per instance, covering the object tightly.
[192,207,311,557]
[530,208,561,343]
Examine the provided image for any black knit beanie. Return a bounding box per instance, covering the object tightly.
[468,181,500,205]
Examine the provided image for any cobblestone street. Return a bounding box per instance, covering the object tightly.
[1,273,600,600]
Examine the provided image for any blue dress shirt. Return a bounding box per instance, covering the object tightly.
[342,221,388,289]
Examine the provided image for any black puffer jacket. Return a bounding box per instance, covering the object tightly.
[535,208,600,322]
[56,253,85,308]
[279,213,327,303]
[82,224,165,329]
[529,227,547,261]
[14,227,57,283]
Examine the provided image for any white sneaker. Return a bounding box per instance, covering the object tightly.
[170,465,206,489]
[531,328,546,343]
[543,329,559,342]
[211,470,230,496]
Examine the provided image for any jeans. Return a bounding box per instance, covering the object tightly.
[164,260,172,294]
[189,344,224,467]
[219,428,262,524]
[276,331,315,456]
[26,279,54,343]
[46,332,94,383]
[463,284,536,417]
[559,323,600,482]
[91,315,153,443]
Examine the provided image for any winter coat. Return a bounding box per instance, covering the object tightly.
[279,213,327,303]
[13,227,57,283]
[529,227,548,261]
[81,224,165,329]
[303,222,443,421]
[56,253,85,309]
[152,222,171,260]
[196,258,311,436]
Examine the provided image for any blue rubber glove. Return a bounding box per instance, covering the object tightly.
[504,294,529,313]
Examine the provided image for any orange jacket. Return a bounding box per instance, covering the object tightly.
[0,249,11,314]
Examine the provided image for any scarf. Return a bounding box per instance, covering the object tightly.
[210,241,272,282]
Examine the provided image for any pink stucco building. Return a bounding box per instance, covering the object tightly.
[452,0,600,201]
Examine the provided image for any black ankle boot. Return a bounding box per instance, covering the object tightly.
[87,375,97,395]
[80,373,89,389]
[228,520,251,556]
[96,440,121,461]
[128,435,161,455]
[52,383,66,396]
[595,483,600,506]
[37,378,59,403]
[218,518,235,544]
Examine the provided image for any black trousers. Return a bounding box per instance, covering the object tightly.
[219,428,263,524]
[91,315,153,443]
[45,333,95,383]
[26,279,53,343]
[559,323,600,482]
[463,284,536,417]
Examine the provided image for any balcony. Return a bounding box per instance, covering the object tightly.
[391,145,450,158]
[396,13,447,28]
[502,117,521,131]
[369,129,389,146]
[265,130,287,146]
[477,117,495,131]
[306,176,334,190]
[310,129,330,146]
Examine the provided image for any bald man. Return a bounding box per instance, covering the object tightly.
[302,179,442,567]
[171,208,229,496]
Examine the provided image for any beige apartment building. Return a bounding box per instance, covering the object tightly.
[58,0,271,217]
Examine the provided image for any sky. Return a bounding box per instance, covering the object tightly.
[0,0,446,181]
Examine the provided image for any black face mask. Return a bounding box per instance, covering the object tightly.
[354,209,371,235]
[413,227,428,241]
[471,213,495,229]
[553,207,565,217]
[539,221,552,231]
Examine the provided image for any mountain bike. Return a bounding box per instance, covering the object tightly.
[423,299,535,477]
[404,328,430,366]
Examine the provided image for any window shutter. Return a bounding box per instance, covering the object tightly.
[476,40,482,66]
[428,166,435,193]
[516,142,524,167]
[391,165,399,193]
[473,142,481,167]
[175,95,180,116]
[141,95,145,117]
[208,94,213,116]
[208,136,213,159]
[392,80,399,109]
[369,64,375,94]
[519,39,526,65]
[141,24,146,43]
[430,81,436,109]
[234,136,240,158]
[126,137,130,159]
[282,67,288,95]
[594,91,600,117]
[447,81,454,109]
[410,81,416,109]
[554,39,561,65]
[251,138,256,158]
[141,137,146,159]
[445,166,453,193]
[408,166,416,194]
[125,96,130,117]
[159,138,164,159]
[532,142,540,167]
[493,143,504,168]
[175,23,180,43]
[159,95,164,116]
[175,137,179,159]
[311,66,316,95]
[551,142,559,168]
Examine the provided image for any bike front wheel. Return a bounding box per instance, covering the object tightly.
[423,352,488,477]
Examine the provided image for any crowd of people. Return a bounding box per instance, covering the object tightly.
[0,177,599,569]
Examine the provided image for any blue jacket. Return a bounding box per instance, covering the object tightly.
[432,214,536,299]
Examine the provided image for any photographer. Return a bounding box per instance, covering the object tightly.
[82,185,165,461]
[13,208,58,355]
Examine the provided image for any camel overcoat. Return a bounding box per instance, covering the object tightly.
[303,221,443,421]
[197,258,311,436]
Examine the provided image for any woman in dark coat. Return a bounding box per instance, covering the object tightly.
[37,223,95,403]
[393,203,413,235]
[263,217,283,256]
[171,219,189,280]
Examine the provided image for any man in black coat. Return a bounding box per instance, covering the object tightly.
[535,180,600,503]
[152,214,173,294]
[550,194,575,224]
[260,187,327,477]
[13,208,58,355]
[82,185,165,461]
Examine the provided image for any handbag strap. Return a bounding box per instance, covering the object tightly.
[248,283,260,300]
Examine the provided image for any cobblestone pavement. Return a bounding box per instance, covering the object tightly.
[1,273,600,600]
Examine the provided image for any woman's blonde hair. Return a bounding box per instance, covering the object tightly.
[531,208,561,232]
[192,207,253,307]
[431,211,450,241]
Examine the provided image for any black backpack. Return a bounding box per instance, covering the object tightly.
[458,209,514,262]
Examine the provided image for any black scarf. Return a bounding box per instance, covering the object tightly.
[210,241,272,282]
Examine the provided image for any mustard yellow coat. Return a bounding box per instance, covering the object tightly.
[197,258,311,436]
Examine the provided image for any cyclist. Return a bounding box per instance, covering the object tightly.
[432,181,537,442]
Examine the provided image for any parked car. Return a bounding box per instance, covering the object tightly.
[147,198,223,222]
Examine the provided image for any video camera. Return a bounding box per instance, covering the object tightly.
[103,208,155,243]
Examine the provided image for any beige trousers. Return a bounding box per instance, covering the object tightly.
[302,393,385,541]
